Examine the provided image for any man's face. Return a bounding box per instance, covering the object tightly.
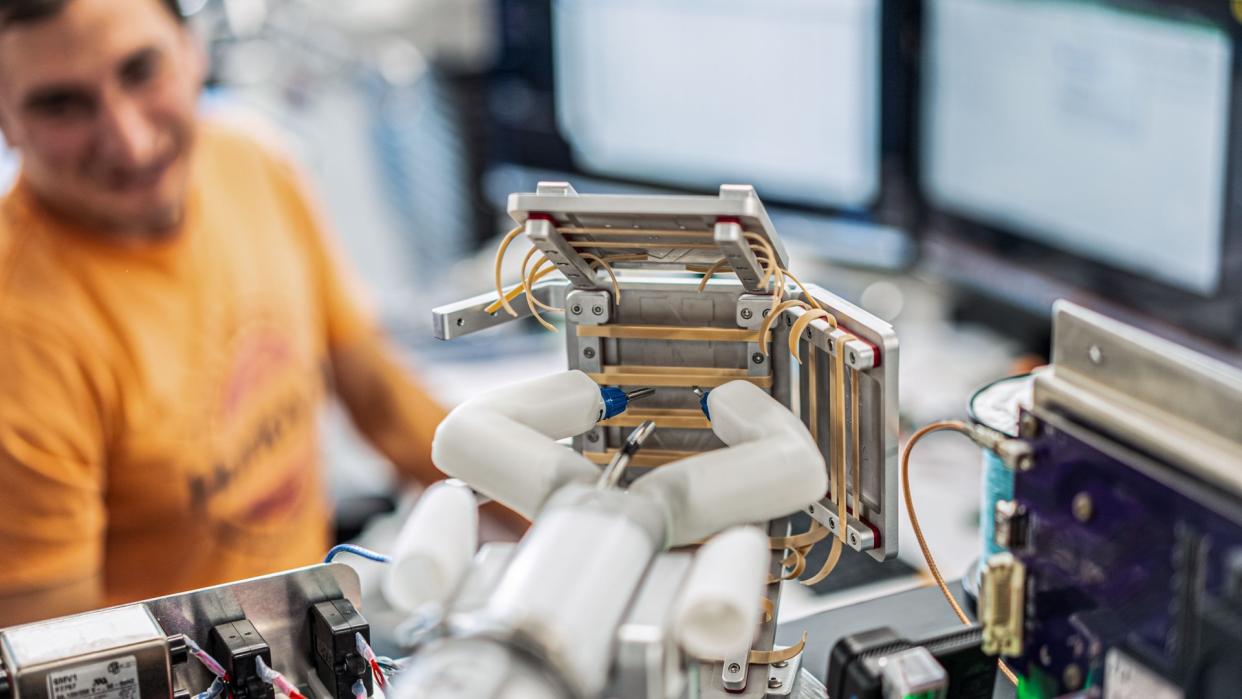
[0,0,203,235]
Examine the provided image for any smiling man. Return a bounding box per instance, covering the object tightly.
[0,0,458,624]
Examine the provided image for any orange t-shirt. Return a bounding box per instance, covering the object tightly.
[0,121,372,606]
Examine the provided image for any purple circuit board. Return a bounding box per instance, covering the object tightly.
[1011,410,1242,698]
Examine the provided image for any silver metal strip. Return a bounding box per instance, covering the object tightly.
[714,220,767,293]
[1035,302,1242,496]
[526,218,601,290]
[431,281,567,340]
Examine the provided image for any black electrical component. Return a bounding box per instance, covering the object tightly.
[309,599,372,699]
[827,625,997,699]
[209,620,275,699]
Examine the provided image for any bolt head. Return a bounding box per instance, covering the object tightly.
[727,663,741,674]
[1016,453,1034,472]
[752,352,765,364]
[768,677,782,689]
[586,432,599,443]
[571,304,583,315]
[592,305,604,316]
[1072,492,1094,523]
[1063,663,1083,691]
[741,308,754,320]
[772,660,788,668]
[1020,412,1041,439]
[583,347,596,359]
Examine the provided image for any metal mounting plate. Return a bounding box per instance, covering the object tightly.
[507,183,789,290]
[796,284,900,561]
[1034,301,1242,497]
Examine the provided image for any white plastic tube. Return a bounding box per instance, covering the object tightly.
[631,380,827,545]
[432,371,604,519]
[673,526,769,660]
[383,480,479,613]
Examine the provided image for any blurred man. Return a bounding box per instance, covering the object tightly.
[0,0,460,624]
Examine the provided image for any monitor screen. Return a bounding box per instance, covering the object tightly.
[922,0,1233,296]
[552,0,882,211]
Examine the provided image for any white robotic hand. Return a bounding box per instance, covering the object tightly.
[431,370,828,544]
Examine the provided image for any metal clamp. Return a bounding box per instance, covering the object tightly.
[722,653,750,692]
[526,218,601,290]
[785,306,876,371]
[714,221,767,293]
[807,500,877,553]
[566,290,613,325]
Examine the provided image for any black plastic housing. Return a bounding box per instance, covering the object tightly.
[209,620,274,699]
[309,599,372,699]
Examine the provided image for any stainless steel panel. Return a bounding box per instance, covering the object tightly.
[1034,301,1242,496]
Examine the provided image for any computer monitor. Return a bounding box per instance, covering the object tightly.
[482,0,920,269]
[554,0,880,210]
[920,0,1242,346]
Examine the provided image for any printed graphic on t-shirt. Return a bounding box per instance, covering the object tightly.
[187,316,323,554]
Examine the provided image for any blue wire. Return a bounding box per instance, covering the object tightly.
[323,544,391,564]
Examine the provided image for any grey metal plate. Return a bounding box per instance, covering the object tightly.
[145,563,362,696]
[507,182,789,273]
[796,284,900,562]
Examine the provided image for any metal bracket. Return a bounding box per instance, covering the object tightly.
[786,306,877,371]
[566,290,613,326]
[431,282,566,340]
[714,220,767,293]
[748,341,771,378]
[722,653,750,692]
[526,217,601,290]
[807,499,877,553]
[763,651,802,697]
[737,294,774,330]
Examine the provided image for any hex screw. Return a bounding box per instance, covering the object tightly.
[1072,492,1094,523]
[768,677,782,690]
[773,661,788,669]
[752,352,765,365]
[586,432,599,443]
[741,308,754,320]
[571,304,583,315]
[1016,453,1034,472]
[583,347,596,359]
[592,305,604,316]
[1063,664,1083,691]
[1020,413,1041,439]
[727,663,741,674]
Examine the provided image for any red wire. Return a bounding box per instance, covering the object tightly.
[370,659,386,689]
